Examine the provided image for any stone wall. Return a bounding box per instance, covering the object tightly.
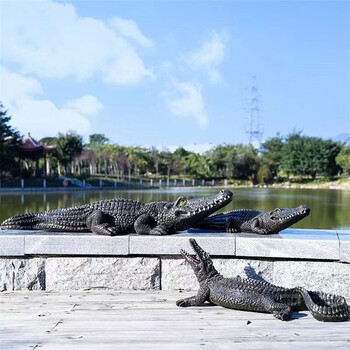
[1,256,350,296]
[1,228,349,295]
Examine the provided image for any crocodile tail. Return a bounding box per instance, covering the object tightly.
[1,212,41,230]
[296,287,349,322]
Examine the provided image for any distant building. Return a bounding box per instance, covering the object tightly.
[19,133,56,176]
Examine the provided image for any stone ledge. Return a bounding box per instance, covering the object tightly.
[0,228,349,261]
[338,230,350,263]
[130,230,235,256]
[236,229,340,260]
[0,231,129,256]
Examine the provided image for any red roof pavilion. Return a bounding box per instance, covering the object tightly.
[19,133,56,159]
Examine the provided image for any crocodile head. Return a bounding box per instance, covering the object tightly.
[155,189,233,232]
[180,238,219,282]
[248,205,311,234]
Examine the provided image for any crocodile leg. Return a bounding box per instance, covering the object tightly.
[262,296,293,321]
[243,265,267,282]
[176,287,210,307]
[134,213,170,235]
[225,219,240,233]
[86,210,117,235]
[226,217,268,234]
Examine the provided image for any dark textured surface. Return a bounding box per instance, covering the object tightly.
[0,190,233,235]
[176,239,349,322]
[194,205,311,234]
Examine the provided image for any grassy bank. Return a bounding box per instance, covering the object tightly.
[268,178,350,191]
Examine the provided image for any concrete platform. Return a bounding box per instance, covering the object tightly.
[0,290,349,350]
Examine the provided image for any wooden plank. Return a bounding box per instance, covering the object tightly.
[0,290,349,350]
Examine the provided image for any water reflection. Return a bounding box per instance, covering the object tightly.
[0,188,349,230]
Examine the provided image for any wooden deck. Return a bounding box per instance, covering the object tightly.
[0,290,349,350]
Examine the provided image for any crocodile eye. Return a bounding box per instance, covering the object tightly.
[179,199,188,206]
[174,196,188,207]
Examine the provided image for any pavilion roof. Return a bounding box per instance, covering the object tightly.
[20,133,56,153]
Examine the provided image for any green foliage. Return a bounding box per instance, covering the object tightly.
[158,151,175,177]
[280,132,341,179]
[173,147,190,160]
[230,144,260,179]
[180,153,213,178]
[336,145,350,175]
[2,109,349,182]
[208,145,231,177]
[257,164,272,184]
[40,137,58,145]
[207,144,259,179]
[55,132,83,173]
[89,133,109,148]
[261,135,284,178]
[0,103,21,175]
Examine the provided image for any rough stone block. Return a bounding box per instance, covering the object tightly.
[161,258,197,290]
[161,257,273,290]
[0,258,45,291]
[273,260,350,296]
[45,257,160,290]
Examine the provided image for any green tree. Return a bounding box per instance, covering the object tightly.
[336,145,350,175]
[209,144,259,180]
[230,144,260,180]
[125,146,150,178]
[260,135,284,179]
[208,145,231,177]
[55,132,84,175]
[0,103,21,175]
[109,145,128,179]
[280,133,341,179]
[96,144,116,178]
[171,147,189,176]
[89,134,109,148]
[183,153,212,178]
[158,151,174,177]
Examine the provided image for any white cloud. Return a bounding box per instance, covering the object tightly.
[165,81,208,127]
[0,67,42,106]
[0,67,102,139]
[167,143,215,154]
[109,17,154,48]
[13,99,92,139]
[185,32,228,83]
[65,95,103,117]
[1,0,153,85]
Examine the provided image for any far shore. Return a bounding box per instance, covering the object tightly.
[0,178,349,192]
[267,179,350,191]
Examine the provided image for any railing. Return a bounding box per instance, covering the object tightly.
[0,177,232,190]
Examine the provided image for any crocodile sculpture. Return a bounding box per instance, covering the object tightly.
[176,239,349,322]
[0,190,233,235]
[194,205,310,234]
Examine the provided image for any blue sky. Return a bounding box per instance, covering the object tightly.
[0,0,349,151]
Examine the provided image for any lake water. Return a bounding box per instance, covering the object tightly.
[0,188,349,230]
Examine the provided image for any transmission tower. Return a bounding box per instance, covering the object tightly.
[246,76,263,145]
